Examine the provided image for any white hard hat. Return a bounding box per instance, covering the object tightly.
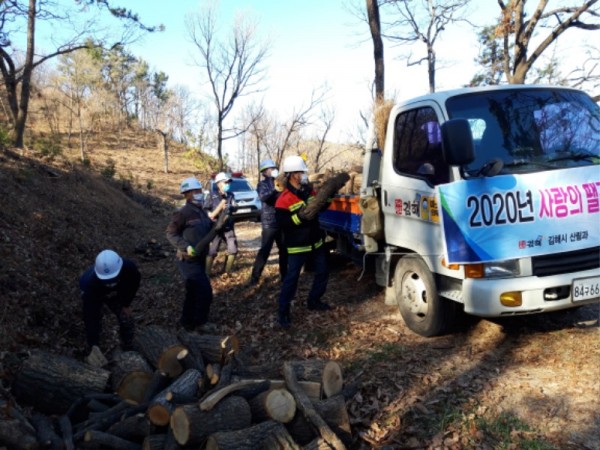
[180,177,203,193]
[95,249,123,280]
[282,155,308,173]
[259,159,277,172]
[214,172,232,184]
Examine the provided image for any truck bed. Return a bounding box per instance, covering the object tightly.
[318,195,362,234]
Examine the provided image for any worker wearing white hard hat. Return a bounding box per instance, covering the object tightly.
[248,159,286,286]
[79,249,141,360]
[204,172,238,276]
[274,155,332,329]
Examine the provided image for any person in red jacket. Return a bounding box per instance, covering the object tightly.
[275,155,332,328]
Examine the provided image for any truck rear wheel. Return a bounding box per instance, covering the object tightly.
[393,255,453,337]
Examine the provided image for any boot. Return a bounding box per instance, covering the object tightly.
[205,256,214,276]
[307,299,332,311]
[278,307,291,329]
[225,254,236,274]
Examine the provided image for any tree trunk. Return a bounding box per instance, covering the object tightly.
[147,368,202,426]
[110,351,154,404]
[170,396,251,446]
[12,350,110,415]
[133,325,186,377]
[248,388,296,424]
[366,0,384,101]
[206,420,298,450]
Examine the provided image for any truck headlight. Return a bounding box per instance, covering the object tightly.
[464,260,520,278]
[484,260,520,278]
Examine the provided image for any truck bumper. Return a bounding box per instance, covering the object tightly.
[462,267,600,317]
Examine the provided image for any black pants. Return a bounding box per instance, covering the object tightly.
[251,227,287,281]
[177,259,213,327]
[81,293,134,349]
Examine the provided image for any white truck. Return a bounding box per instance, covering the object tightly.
[319,84,600,336]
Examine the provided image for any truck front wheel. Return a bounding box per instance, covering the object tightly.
[394,255,453,337]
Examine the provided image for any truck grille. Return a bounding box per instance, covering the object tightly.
[532,247,600,277]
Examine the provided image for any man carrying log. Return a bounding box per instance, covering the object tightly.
[166,177,227,333]
[274,155,349,328]
[79,249,140,361]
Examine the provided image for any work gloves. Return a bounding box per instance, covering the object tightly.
[187,245,197,257]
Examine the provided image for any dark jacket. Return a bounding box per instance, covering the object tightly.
[275,184,325,254]
[205,191,235,232]
[257,176,280,228]
[166,201,214,260]
[79,259,141,306]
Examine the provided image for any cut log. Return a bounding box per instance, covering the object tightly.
[31,413,62,449]
[73,401,146,441]
[147,368,202,426]
[110,351,153,404]
[206,362,221,385]
[322,361,343,398]
[176,347,205,373]
[283,362,346,450]
[142,370,171,403]
[12,350,110,415]
[177,330,239,365]
[301,437,332,450]
[199,380,263,411]
[0,418,38,450]
[206,420,298,450]
[133,326,186,377]
[248,388,296,424]
[58,415,75,450]
[84,429,142,450]
[106,413,152,442]
[287,395,351,446]
[142,434,166,450]
[230,379,322,404]
[170,396,251,446]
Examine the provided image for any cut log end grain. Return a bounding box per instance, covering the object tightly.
[116,371,153,404]
[158,345,186,377]
[264,388,296,423]
[147,403,171,427]
[322,361,343,398]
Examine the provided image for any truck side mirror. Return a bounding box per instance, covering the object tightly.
[441,119,475,166]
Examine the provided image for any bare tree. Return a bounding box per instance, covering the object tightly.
[495,0,599,84]
[0,0,159,148]
[186,1,269,171]
[311,106,336,172]
[381,0,472,92]
[366,0,385,100]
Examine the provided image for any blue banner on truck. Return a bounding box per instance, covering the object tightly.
[438,166,600,264]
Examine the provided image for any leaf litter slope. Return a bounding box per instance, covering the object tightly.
[0,141,598,450]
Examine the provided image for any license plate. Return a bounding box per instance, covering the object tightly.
[235,208,251,214]
[572,276,600,302]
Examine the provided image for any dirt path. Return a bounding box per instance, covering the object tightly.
[224,222,600,449]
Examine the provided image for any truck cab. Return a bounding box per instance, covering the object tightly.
[327,85,600,336]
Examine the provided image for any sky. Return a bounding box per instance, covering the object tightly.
[29,1,591,163]
[126,0,494,150]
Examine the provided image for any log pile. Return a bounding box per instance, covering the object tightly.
[309,165,363,196]
[1,325,357,449]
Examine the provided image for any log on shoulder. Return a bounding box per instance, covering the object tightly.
[170,396,251,446]
[12,350,110,415]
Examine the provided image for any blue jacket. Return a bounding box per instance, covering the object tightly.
[257,176,280,229]
[79,259,141,306]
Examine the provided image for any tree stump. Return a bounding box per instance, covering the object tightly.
[147,368,202,426]
[12,350,110,414]
[170,396,251,446]
[206,420,298,450]
[177,330,239,365]
[110,351,153,404]
[133,326,186,377]
[248,388,296,423]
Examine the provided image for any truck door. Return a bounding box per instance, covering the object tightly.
[381,104,448,259]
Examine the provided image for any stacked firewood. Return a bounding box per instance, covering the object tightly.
[1,325,356,449]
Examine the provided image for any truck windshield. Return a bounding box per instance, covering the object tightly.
[446,88,600,175]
